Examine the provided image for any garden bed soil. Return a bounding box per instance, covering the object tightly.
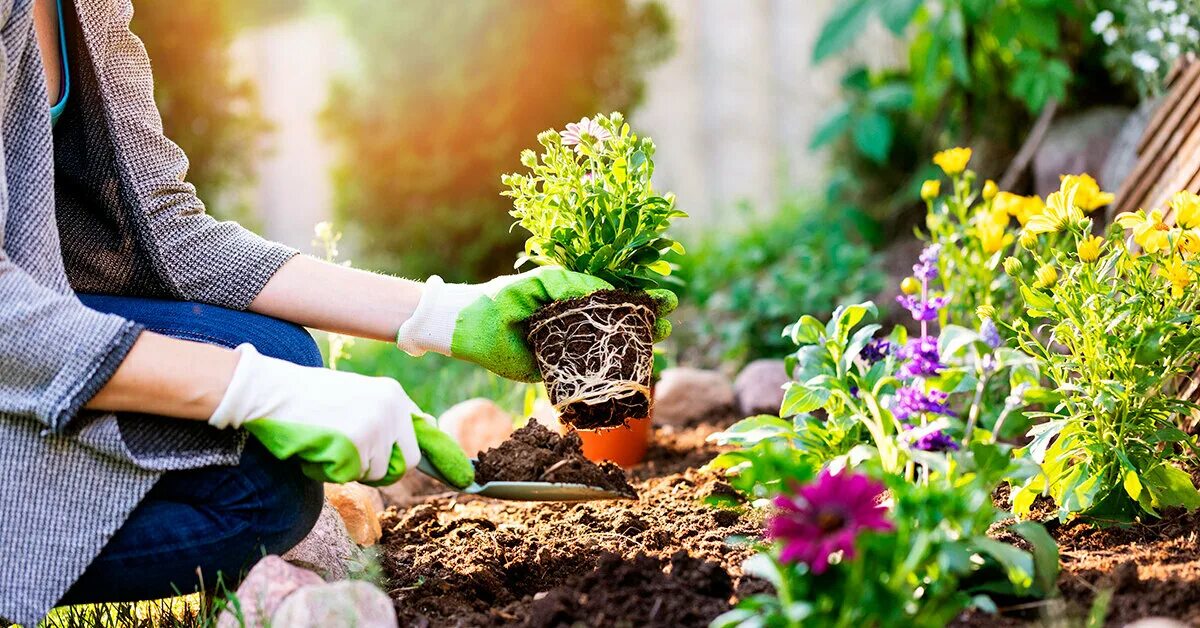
[525,290,656,430]
[379,421,754,627]
[474,422,636,498]
[955,481,1200,627]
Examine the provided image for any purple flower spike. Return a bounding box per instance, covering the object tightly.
[903,425,960,452]
[896,295,948,322]
[913,244,941,282]
[861,338,893,364]
[896,336,946,380]
[893,385,953,421]
[980,319,1002,349]
[767,470,893,574]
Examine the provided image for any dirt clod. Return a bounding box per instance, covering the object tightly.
[474,422,636,498]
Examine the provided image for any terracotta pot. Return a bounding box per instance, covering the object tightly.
[576,415,652,468]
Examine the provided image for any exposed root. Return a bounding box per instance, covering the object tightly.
[528,300,655,422]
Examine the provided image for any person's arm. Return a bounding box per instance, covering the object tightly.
[250,255,424,342]
[83,332,238,420]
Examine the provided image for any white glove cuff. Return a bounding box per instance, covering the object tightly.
[395,275,480,357]
[209,344,264,430]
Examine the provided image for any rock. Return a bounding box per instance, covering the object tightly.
[1124,619,1188,628]
[270,580,399,628]
[653,367,735,427]
[1032,106,1132,198]
[324,482,384,547]
[283,502,355,581]
[216,555,323,628]
[733,359,791,416]
[438,398,515,456]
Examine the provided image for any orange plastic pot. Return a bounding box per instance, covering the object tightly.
[576,415,652,468]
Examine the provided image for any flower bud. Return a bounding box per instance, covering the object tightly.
[1034,264,1058,289]
[1019,229,1039,250]
[976,304,996,320]
[982,179,998,201]
[1003,256,1024,276]
[900,277,921,295]
[920,179,941,202]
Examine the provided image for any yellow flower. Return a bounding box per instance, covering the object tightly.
[933,147,972,176]
[1059,174,1114,212]
[1034,264,1058,289]
[1169,190,1200,229]
[979,209,1012,254]
[1025,189,1083,235]
[1160,257,1194,298]
[1077,235,1105,263]
[976,304,996,320]
[920,179,941,201]
[900,277,921,295]
[1003,256,1024,275]
[982,179,998,201]
[1116,208,1172,254]
[995,192,1046,226]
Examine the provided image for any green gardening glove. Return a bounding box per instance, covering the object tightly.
[396,267,677,382]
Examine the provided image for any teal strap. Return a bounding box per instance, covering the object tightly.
[49,0,70,127]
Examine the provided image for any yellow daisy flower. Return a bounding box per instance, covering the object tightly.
[994,192,1046,226]
[1077,235,1105,263]
[1160,257,1194,298]
[1025,189,1083,235]
[1115,208,1172,254]
[1059,174,1114,212]
[978,208,1012,254]
[1168,190,1200,229]
[1034,264,1058,289]
[982,179,998,201]
[933,147,972,176]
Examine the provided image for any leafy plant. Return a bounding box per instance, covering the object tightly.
[670,198,883,369]
[502,113,687,291]
[1001,186,1200,521]
[711,445,1058,628]
[1092,1,1200,98]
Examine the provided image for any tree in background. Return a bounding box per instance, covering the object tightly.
[320,0,673,281]
[132,0,303,222]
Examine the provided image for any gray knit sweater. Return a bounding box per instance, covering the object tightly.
[0,0,297,624]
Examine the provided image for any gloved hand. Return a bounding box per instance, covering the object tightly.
[209,344,474,488]
[396,266,677,382]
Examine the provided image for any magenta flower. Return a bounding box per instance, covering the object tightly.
[766,471,893,574]
[896,335,945,380]
[902,424,960,452]
[561,117,612,152]
[893,385,953,421]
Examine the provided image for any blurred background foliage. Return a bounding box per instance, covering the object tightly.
[318,0,673,281]
[131,0,1169,401]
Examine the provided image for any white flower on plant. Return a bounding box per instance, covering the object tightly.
[1188,27,1200,42]
[1169,15,1189,36]
[1166,42,1182,58]
[1132,50,1162,73]
[561,117,612,152]
[1103,28,1119,45]
[1147,0,1163,11]
[1092,10,1114,34]
[1161,0,1178,13]
[1147,27,1165,42]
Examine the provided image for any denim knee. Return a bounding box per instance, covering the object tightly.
[240,440,325,556]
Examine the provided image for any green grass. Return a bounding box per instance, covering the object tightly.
[23,595,213,628]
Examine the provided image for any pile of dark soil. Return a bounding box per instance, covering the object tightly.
[474,422,636,498]
[380,421,750,627]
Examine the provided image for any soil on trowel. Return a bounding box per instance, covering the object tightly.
[474,422,636,498]
[380,420,753,627]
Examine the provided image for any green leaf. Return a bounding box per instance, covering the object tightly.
[646,260,672,276]
[1143,464,1200,510]
[877,0,923,33]
[972,537,1035,591]
[813,0,873,62]
[810,107,852,149]
[1122,468,1142,502]
[1011,521,1060,595]
[781,381,832,416]
[852,112,894,164]
[939,325,984,358]
[786,315,825,345]
[866,83,915,111]
[742,554,785,590]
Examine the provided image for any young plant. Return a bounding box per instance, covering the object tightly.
[1001,185,1200,521]
[712,445,1059,628]
[501,113,686,428]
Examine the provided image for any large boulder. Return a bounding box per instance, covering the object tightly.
[438,398,515,456]
[653,367,735,427]
[1032,106,1132,198]
[282,502,355,581]
[734,359,791,416]
[270,580,399,628]
[216,555,323,628]
[324,482,384,547]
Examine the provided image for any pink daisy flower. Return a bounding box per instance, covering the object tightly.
[766,470,893,574]
[561,116,612,152]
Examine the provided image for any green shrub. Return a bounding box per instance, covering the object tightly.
[670,200,884,370]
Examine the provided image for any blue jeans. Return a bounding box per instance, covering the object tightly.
[60,295,326,604]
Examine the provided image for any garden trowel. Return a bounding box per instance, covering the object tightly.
[416,457,633,502]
